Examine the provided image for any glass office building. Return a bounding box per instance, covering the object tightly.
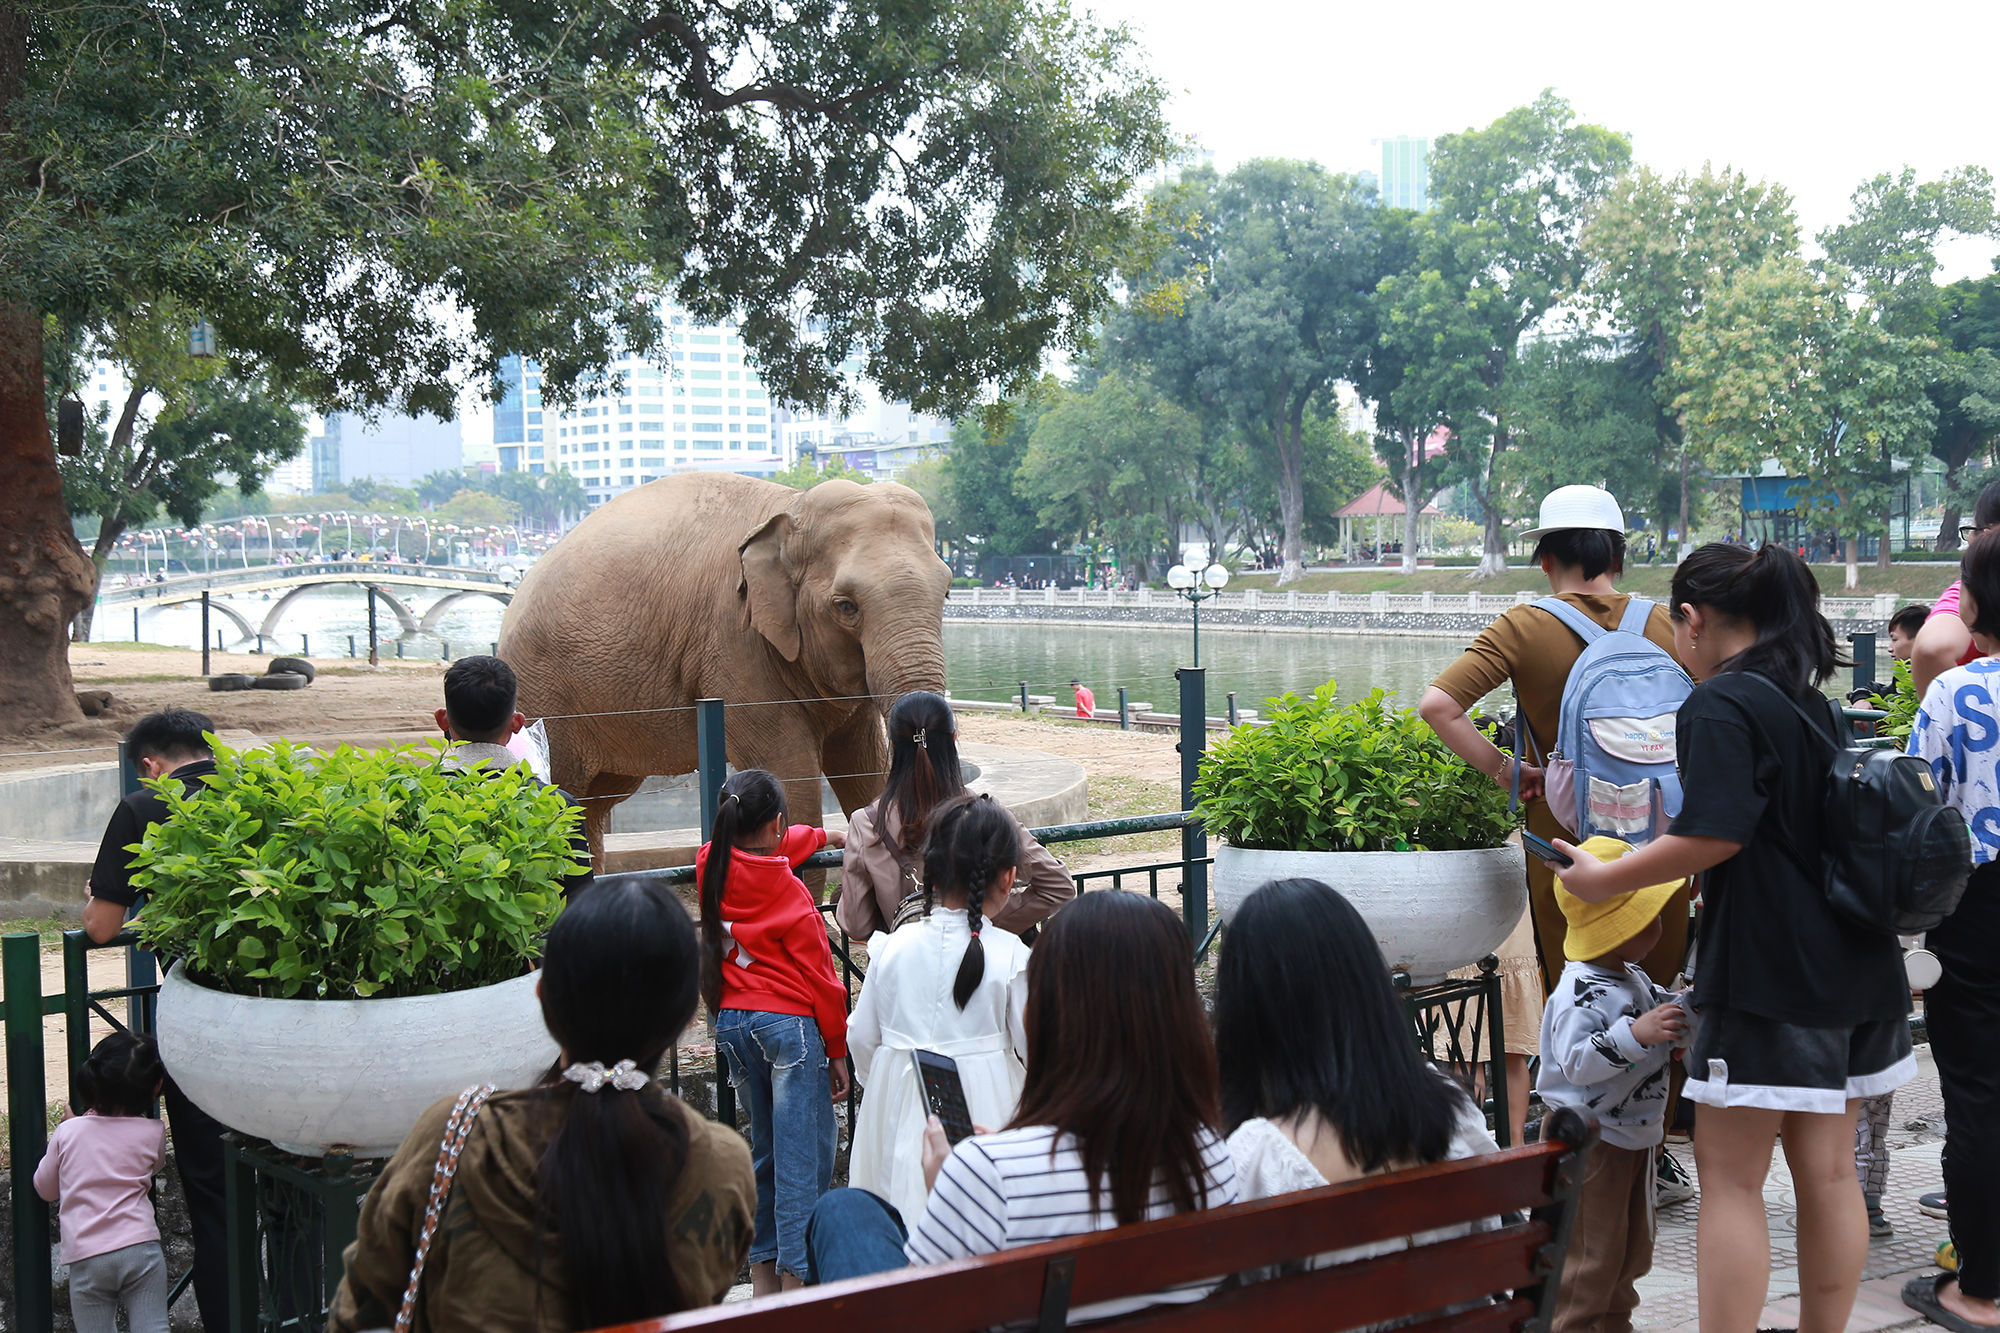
[1379,136,1430,212]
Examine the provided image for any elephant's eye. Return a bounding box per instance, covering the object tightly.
[835,598,859,617]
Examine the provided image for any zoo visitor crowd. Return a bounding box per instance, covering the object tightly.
[38,483,2000,1333]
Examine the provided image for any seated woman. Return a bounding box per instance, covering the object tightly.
[835,690,1074,941]
[806,890,1238,1323]
[328,880,755,1333]
[1215,878,1500,1271]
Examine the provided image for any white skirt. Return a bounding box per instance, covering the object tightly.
[846,1027,1025,1228]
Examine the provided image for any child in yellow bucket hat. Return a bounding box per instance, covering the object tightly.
[1538,836,1694,1333]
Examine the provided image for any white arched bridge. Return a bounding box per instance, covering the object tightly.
[99,562,515,642]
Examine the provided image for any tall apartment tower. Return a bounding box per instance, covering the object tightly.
[1378,136,1430,211]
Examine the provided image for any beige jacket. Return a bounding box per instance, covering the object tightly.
[835,800,1074,940]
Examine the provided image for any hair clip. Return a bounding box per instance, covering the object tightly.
[562,1059,649,1093]
[723,792,740,805]
[912,727,927,749]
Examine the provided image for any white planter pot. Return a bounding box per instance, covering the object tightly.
[1211,843,1527,986]
[157,964,559,1158]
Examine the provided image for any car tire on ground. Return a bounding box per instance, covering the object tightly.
[250,672,309,690]
[208,674,254,692]
[265,656,316,682]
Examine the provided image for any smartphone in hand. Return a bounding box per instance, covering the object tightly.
[1520,830,1574,869]
[914,1049,977,1146]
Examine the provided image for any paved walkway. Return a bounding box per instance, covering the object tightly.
[1640,1044,1951,1332]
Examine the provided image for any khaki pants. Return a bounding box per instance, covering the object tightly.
[1551,1142,1654,1333]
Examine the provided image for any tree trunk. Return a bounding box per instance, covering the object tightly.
[0,303,96,732]
[1467,467,1507,580]
[1274,403,1305,586]
[1878,501,1893,572]
[0,7,96,731]
[1936,432,1976,551]
[71,517,131,644]
[1677,445,1692,564]
[1399,442,1421,577]
[1845,536,1861,591]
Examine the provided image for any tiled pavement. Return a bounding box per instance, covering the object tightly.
[1640,1044,1953,1332]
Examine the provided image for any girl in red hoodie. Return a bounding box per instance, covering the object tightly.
[698,768,850,1294]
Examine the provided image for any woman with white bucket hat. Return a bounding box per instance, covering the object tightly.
[1418,488,1694,1188]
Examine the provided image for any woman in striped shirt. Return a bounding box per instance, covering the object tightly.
[805,890,1237,1322]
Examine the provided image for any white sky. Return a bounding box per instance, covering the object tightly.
[1090,0,2000,281]
[457,1,2000,443]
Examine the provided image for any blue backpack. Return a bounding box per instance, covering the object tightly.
[1513,597,1694,845]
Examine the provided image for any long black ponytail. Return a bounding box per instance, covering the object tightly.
[535,878,701,1328]
[920,794,1021,1009]
[698,768,787,1015]
[876,691,966,856]
[1670,542,1846,693]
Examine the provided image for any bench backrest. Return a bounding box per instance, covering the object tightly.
[594,1107,1598,1333]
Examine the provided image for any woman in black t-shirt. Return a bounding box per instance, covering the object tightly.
[1549,543,1910,1333]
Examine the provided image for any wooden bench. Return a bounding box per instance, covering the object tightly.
[594,1108,1598,1333]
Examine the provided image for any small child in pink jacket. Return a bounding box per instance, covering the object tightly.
[35,1033,169,1333]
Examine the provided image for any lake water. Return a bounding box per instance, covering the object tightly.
[106,586,1482,712]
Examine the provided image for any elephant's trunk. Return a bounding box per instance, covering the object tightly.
[861,612,947,710]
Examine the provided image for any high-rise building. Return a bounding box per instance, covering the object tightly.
[494,301,945,507]
[308,418,342,494]
[1377,136,1430,211]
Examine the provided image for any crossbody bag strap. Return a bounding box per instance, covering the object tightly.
[1737,672,1845,883]
[394,1083,498,1333]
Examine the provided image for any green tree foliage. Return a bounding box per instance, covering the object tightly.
[0,0,1171,729]
[943,390,1060,559]
[1017,371,1200,577]
[50,304,306,636]
[1380,92,1632,576]
[1582,165,1800,558]
[769,455,875,491]
[1675,256,1937,588]
[436,489,518,526]
[1817,168,2000,548]
[1122,160,1385,584]
[1503,335,1668,531]
[1932,274,2000,541]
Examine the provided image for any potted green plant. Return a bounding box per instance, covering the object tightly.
[134,739,581,1157]
[1195,683,1524,983]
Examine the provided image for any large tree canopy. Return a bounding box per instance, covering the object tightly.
[0,0,1171,731]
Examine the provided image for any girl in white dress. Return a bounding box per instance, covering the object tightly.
[846,794,1033,1226]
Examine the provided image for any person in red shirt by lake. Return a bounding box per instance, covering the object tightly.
[1071,679,1095,719]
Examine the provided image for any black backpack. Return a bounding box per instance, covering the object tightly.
[1747,673,1971,935]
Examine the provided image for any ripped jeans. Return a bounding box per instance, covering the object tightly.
[716,1009,838,1279]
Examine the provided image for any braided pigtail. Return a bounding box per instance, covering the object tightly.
[921,794,1021,1011]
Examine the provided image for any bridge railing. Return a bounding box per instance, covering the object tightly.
[101,560,513,599]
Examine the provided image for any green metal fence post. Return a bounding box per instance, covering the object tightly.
[64,930,91,1090]
[224,1136,262,1333]
[6,931,54,1333]
[1177,668,1208,943]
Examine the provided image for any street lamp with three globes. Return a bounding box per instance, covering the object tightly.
[1166,556,1230,668]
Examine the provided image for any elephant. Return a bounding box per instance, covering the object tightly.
[496,472,950,863]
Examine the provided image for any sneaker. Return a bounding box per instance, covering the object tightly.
[1656,1149,1697,1208]
[1868,1206,1894,1239]
[1920,1190,1950,1220]
[1939,1239,1960,1272]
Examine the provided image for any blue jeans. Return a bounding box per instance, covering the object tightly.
[716,1009,838,1279]
[806,1189,910,1284]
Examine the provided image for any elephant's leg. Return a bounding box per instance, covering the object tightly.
[581,771,645,869]
[734,714,831,900]
[821,704,889,818]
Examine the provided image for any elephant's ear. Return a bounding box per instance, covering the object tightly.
[738,511,801,661]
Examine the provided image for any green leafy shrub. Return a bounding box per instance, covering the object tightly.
[1194,682,1520,853]
[131,740,583,1000]
[1861,658,1919,743]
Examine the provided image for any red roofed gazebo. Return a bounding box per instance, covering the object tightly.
[1335,483,1444,562]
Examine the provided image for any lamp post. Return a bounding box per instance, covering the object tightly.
[1166,556,1230,668]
